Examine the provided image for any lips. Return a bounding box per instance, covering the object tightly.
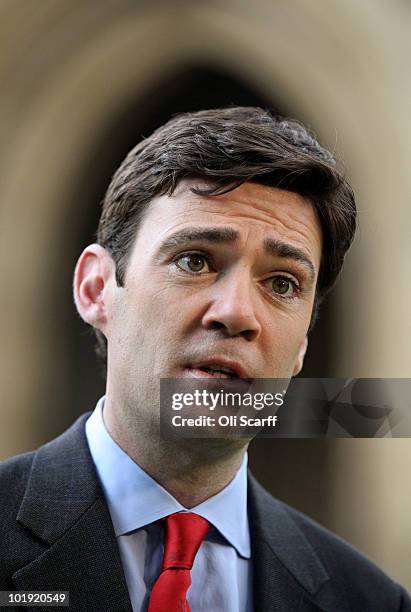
[185,367,235,379]
[184,358,251,379]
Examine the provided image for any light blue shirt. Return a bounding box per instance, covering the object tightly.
[85,397,253,611]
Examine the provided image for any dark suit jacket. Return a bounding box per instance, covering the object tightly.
[0,413,410,612]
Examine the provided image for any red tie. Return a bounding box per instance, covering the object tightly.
[148,512,210,612]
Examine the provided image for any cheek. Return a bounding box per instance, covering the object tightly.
[262,312,308,369]
[126,282,192,347]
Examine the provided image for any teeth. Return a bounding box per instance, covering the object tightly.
[203,369,231,378]
[203,365,236,376]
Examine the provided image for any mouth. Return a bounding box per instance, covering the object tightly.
[183,359,250,380]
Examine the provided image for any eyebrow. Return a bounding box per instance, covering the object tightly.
[263,237,316,282]
[157,226,317,281]
[158,227,239,252]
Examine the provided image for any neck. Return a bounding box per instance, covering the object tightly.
[104,398,249,508]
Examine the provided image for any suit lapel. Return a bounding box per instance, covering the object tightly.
[13,413,335,611]
[248,472,330,612]
[14,414,132,612]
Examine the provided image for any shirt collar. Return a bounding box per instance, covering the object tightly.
[86,396,251,558]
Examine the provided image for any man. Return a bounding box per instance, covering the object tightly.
[0,107,409,611]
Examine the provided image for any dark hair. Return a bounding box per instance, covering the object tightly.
[95,106,356,367]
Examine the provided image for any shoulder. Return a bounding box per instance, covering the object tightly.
[0,413,92,511]
[283,499,394,584]
[248,473,411,611]
[0,450,35,510]
[0,414,94,585]
[284,501,410,609]
[0,450,38,586]
[0,411,91,495]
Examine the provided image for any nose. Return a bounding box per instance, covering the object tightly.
[201,268,262,341]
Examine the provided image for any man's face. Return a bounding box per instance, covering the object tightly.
[104,180,322,426]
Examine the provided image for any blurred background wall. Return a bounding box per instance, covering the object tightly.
[0,0,410,589]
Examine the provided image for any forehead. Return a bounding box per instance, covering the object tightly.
[134,179,322,270]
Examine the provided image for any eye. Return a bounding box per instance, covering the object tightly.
[268,276,298,298]
[174,253,211,274]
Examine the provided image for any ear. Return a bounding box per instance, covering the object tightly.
[73,244,115,333]
[293,336,308,376]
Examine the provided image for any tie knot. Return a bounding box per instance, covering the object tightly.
[162,512,210,570]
